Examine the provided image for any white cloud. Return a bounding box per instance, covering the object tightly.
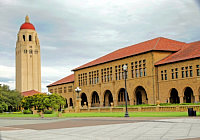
[41,66,73,92]
[0,81,15,90]
[0,65,15,79]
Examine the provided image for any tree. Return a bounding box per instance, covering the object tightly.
[48,93,66,111]
[0,84,22,112]
[21,93,66,112]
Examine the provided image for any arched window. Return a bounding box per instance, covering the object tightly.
[29,35,32,41]
[24,50,27,54]
[29,49,32,54]
[23,35,25,41]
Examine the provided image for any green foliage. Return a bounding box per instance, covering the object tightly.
[0,84,22,112]
[12,112,23,114]
[22,93,66,112]
[44,110,53,114]
[23,110,33,114]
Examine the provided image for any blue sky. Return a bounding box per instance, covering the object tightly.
[0,0,200,92]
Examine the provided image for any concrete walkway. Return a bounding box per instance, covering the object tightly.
[1,118,200,140]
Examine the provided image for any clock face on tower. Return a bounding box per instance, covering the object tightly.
[16,15,41,93]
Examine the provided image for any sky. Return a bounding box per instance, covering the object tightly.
[0,0,200,92]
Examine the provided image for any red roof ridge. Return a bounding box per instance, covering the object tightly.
[152,37,161,50]
[73,37,186,71]
[155,40,200,65]
[47,74,74,87]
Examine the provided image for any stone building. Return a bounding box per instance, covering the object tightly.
[16,16,41,93]
[47,74,75,107]
[47,37,200,107]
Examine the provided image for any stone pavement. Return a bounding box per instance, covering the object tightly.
[1,118,200,140]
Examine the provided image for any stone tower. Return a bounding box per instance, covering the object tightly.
[16,15,41,92]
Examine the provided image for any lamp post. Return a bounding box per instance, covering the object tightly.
[75,87,81,112]
[75,87,81,99]
[123,64,129,117]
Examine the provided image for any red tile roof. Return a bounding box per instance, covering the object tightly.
[47,74,74,87]
[73,37,186,71]
[155,41,200,65]
[21,90,40,96]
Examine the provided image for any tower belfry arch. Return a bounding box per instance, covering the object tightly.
[16,15,41,92]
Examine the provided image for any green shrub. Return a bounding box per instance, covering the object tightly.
[12,112,23,114]
[23,110,33,114]
[44,110,53,114]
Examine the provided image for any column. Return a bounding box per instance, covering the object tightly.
[180,96,184,103]
[113,99,118,106]
[195,95,199,102]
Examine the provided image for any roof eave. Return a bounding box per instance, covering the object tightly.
[47,81,74,88]
[72,49,178,71]
[155,57,200,66]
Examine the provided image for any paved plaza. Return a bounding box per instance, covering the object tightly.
[0,117,200,140]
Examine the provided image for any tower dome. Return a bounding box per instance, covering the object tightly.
[20,15,35,30]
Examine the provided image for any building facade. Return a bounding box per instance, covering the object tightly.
[16,16,41,93]
[47,74,75,107]
[48,37,200,107]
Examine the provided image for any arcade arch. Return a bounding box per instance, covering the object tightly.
[118,88,129,105]
[80,93,88,106]
[169,88,180,103]
[91,91,100,107]
[104,90,113,106]
[134,86,148,105]
[183,87,194,103]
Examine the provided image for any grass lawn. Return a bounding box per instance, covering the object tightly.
[0,113,40,117]
[0,111,199,118]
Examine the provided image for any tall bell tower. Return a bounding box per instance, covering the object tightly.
[16,15,41,92]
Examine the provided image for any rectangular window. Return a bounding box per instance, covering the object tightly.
[161,71,163,80]
[58,87,62,93]
[197,65,200,76]
[131,62,134,78]
[78,74,80,86]
[171,69,174,79]
[175,68,178,79]
[122,65,124,80]
[118,66,121,80]
[89,72,91,85]
[80,74,83,86]
[140,68,143,77]
[83,73,85,85]
[136,69,139,78]
[185,67,188,77]
[50,89,53,93]
[189,66,193,77]
[68,86,72,92]
[181,67,185,78]
[143,68,146,76]
[64,87,67,93]
[104,70,106,82]
[107,68,109,82]
[165,71,167,80]
[161,70,167,80]
[143,59,146,77]
[115,66,118,80]
[97,70,99,83]
[85,73,87,85]
[101,69,103,82]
